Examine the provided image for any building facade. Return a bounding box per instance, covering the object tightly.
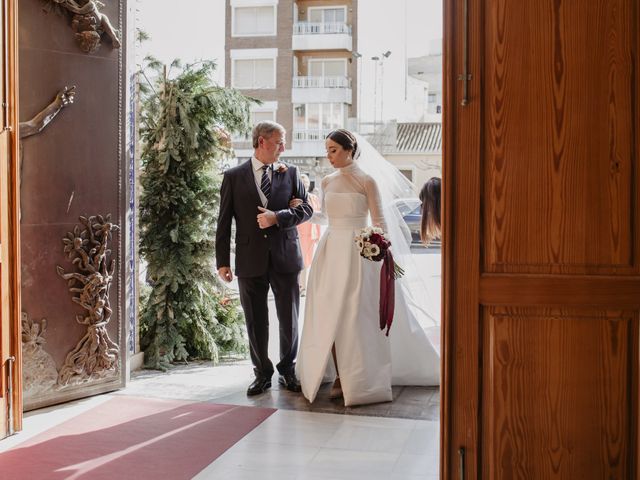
[385,122,442,189]
[365,121,442,190]
[407,39,443,123]
[225,0,358,183]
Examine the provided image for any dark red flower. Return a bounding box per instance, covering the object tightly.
[369,233,383,244]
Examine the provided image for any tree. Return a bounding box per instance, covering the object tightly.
[137,59,257,369]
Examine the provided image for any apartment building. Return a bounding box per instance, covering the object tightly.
[225,0,358,176]
[408,42,443,122]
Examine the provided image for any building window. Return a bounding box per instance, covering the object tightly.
[245,101,278,131]
[232,6,277,37]
[232,58,276,89]
[308,6,347,24]
[233,103,277,143]
[399,169,414,182]
[252,110,276,123]
[230,48,278,89]
[308,58,347,77]
[294,103,345,139]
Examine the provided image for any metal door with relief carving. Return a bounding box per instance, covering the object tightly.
[18,0,128,411]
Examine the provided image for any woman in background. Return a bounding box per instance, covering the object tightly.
[419,177,441,245]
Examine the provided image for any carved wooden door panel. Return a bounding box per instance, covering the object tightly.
[443,0,639,478]
[0,0,21,439]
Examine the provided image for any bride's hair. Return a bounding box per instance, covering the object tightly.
[326,129,360,159]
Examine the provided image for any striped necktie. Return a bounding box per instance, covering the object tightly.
[260,164,271,200]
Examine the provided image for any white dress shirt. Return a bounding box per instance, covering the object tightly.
[251,157,273,204]
[251,156,272,207]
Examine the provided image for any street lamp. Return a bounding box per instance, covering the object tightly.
[371,56,380,126]
[370,51,391,127]
[380,50,392,125]
[352,52,362,131]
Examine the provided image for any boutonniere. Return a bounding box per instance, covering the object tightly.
[274,162,288,174]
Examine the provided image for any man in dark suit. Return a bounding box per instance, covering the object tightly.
[216,121,313,395]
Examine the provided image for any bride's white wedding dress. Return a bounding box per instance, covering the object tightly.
[297,162,440,407]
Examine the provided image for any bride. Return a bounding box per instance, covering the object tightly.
[295,129,440,407]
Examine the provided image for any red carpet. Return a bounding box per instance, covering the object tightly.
[0,396,275,480]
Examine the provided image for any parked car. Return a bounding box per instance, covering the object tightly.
[394,198,422,244]
[393,198,442,249]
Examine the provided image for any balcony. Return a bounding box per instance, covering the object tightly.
[291,129,334,156]
[292,76,352,104]
[292,22,353,51]
[294,129,334,141]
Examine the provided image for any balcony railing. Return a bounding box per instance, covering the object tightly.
[293,22,352,35]
[293,129,335,141]
[292,76,351,89]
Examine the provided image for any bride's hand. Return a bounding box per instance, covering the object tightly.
[289,198,303,208]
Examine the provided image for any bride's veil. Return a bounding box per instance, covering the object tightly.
[354,133,439,329]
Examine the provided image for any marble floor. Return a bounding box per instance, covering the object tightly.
[193,409,440,480]
[1,391,440,480]
[1,359,441,479]
[4,350,439,474]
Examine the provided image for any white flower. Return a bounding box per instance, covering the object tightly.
[274,162,288,173]
[362,245,373,258]
[356,239,364,251]
[369,244,380,256]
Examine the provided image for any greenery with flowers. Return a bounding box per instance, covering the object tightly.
[137,57,256,369]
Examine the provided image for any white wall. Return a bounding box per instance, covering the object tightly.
[357,0,442,123]
[385,153,441,189]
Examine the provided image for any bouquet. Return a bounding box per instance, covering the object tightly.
[354,227,404,336]
[354,226,404,278]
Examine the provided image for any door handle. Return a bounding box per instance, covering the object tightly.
[458,446,466,479]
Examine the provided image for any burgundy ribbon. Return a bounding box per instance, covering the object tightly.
[379,250,395,336]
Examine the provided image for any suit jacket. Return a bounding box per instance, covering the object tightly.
[215,159,313,278]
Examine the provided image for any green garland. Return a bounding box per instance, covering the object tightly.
[138,60,257,369]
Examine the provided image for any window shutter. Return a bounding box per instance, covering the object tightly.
[253,59,275,88]
[233,60,254,88]
[254,7,275,34]
[234,6,275,36]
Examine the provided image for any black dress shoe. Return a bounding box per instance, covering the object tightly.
[278,373,302,392]
[247,376,272,396]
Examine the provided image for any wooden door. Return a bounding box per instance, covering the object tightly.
[0,0,21,440]
[443,0,639,478]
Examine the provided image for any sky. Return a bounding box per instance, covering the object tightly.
[135,0,443,122]
[357,0,442,122]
